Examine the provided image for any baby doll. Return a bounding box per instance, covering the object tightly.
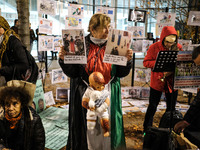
[82,72,110,137]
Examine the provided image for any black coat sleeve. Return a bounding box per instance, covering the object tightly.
[0,36,29,80]
[32,116,45,150]
[115,59,133,78]
[59,58,83,78]
[184,91,200,124]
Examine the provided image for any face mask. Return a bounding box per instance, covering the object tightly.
[0,35,4,44]
[90,36,107,46]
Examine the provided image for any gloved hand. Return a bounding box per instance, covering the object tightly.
[174,120,190,134]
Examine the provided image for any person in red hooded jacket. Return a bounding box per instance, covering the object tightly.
[143,26,182,132]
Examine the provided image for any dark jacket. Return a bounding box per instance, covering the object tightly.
[10,26,18,34]
[59,35,132,150]
[143,26,182,92]
[0,35,29,82]
[0,107,45,150]
[184,91,200,131]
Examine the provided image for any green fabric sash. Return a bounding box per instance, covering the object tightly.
[110,65,126,149]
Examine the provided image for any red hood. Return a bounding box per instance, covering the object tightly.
[160,26,177,43]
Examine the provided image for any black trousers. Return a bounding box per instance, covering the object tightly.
[143,87,178,132]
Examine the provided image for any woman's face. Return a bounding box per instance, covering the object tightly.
[91,23,110,39]
[5,97,22,118]
[0,26,5,36]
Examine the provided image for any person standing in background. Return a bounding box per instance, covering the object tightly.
[10,19,18,34]
[29,23,36,51]
[143,26,183,133]
[0,16,29,82]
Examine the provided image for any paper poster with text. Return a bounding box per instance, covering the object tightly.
[65,16,82,29]
[127,26,145,39]
[51,68,68,84]
[68,4,84,18]
[134,68,151,83]
[174,51,200,89]
[62,29,87,64]
[96,6,115,21]
[37,0,56,16]
[44,91,55,106]
[142,40,153,52]
[156,12,176,26]
[103,29,132,66]
[33,80,46,113]
[39,18,53,34]
[54,36,62,52]
[156,23,173,36]
[39,35,54,51]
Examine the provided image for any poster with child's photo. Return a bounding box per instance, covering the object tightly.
[56,87,69,102]
[33,80,46,113]
[103,29,132,66]
[62,29,87,64]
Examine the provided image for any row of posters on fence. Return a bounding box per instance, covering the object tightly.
[121,86,150,99]
[32,79,70,114]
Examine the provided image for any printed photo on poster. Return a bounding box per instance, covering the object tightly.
[127,26,145,39]
[65,16,82,29]
[140,87,150,99]
[51,68,68,84]
[37,0,56,16]
[44,91,55,106]
[178,40,192,51]
[128,9,146,23]
[129,87,141,98]
[131,40,143,52]
[54,36,62,52]
[39,17,53,34]
[187,11,200,26]
[156,12,176,25]
[39,35,54,51]
[56,87,69,102]
[62,29,87,64]
[103,29,132,66]
[68,4,84,18]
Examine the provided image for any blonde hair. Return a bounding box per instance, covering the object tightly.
[88,13,111,33]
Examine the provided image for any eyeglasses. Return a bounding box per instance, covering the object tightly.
[165,40,175,45]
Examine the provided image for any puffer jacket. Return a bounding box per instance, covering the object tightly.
[143,26,182,92]
[0,107,45,150]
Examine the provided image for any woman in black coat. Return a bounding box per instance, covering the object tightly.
[59,14,133,150]
[0,16,29,83]
[0,86,45,150]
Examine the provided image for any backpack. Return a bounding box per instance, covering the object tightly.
[22,47,39,84]
[159,110,183,128]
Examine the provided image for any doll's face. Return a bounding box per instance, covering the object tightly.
[89,72,105,91]
[91,81,105,91]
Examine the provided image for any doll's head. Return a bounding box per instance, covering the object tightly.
[89,72,105,91]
